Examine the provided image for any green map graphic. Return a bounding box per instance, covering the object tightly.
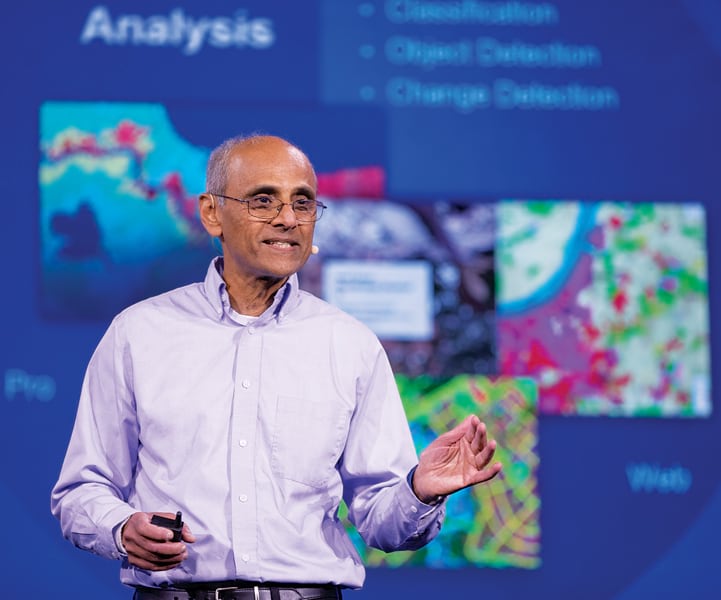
[344,376,540,569]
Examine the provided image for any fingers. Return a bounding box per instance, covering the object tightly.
[469,418,487,454]
[474,438,497,469]
[182,524,196,543]
[428,415,496,464]
[124,512,173,541]
[468,460,503,486]
[472,437,502,484]
[128,542,188,571]
[122,512,191,571]
[432,416,474,447]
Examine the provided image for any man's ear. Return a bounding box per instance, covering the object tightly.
[199,193,223,238]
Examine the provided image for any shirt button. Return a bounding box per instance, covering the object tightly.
[410,506,418,513]
[248,326,256,335]
[239,439,248,447]
[241,379,251,389]
[241,554,250,562]
[239,494,248,502]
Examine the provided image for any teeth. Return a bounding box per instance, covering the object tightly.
[267,241,292,247]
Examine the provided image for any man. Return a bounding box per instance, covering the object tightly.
[51,135,502,599]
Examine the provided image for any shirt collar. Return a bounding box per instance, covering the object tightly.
[203,257,301,324]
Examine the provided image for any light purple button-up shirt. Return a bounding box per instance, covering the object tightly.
[51,258,445,589]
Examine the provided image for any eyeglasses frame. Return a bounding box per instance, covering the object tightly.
[208,193,326,223]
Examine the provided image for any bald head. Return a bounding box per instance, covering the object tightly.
[206,134,315,196]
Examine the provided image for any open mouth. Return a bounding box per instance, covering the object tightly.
[263,240,298,249]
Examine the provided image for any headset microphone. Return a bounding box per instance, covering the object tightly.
[311,245,319,255]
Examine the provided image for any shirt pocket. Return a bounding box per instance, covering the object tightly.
[271,394,350,488]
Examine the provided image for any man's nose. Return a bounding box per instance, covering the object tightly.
[272,202,298,227]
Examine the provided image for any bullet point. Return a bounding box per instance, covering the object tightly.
[359,44,375,59]
[358,3,375,18]
[360,86,376,101]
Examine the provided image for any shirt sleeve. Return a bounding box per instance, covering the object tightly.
[50,316,139,560]
[338,342,446,552]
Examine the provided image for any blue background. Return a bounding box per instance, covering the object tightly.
[3,1,721,598]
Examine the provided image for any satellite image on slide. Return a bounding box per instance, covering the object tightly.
[496,201,711,418]
[343,375,539,569]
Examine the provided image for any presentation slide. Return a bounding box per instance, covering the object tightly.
[2,1,720,598]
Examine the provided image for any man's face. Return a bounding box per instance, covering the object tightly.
[213,138,318,283]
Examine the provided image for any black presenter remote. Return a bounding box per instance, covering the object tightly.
[151,511,184,542]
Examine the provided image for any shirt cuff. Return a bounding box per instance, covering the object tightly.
[406,465,447,507]
[113,515,132,557]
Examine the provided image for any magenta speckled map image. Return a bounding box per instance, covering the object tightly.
[497,201,710,417]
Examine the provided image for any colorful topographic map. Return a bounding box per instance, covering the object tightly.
[343,375,540,569]
[40,102,213,318]
[496,201,711,417]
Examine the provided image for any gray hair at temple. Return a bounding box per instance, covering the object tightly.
[205,134,313,204]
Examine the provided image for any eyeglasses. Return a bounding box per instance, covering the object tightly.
[210,193,326,223]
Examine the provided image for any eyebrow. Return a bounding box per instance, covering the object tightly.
[246,184,316,199]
